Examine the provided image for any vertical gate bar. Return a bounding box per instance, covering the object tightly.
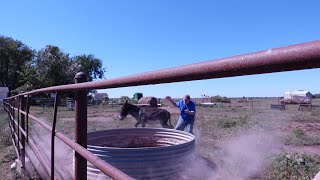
[17,97,20,156]
[21,95,26,172]
[9,99,13,143]
[26,95,29,142]
[51,92,59,180]
[74,72,88,180]
[13,98,16,151]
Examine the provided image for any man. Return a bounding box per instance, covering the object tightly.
[165,95,196,134]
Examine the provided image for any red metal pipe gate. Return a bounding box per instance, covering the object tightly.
[3,40,320,179]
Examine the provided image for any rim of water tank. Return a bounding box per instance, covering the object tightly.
[87,128,195,151]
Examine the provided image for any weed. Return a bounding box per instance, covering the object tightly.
[217,116,248,128]
[0,147,17,164]
[264,152,320,179]
[285,129,320,145]
[293,128,305,138]
[0,111,12,146]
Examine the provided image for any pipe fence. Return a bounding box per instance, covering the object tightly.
[3,40,320,179]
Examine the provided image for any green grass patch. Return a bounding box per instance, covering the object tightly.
[285,129,320,146]
[264,153,320,180]
[293,128,306,139]
[0,146,16,164]
[0,109,11,146]
[217,116,248,128]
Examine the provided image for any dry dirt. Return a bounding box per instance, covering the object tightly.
[1,99,320,179]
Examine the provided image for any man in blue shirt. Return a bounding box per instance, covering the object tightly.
[165,95,196,134]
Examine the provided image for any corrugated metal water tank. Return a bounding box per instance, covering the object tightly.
[87,128,195,179]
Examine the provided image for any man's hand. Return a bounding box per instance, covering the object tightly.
[184,109,195,115]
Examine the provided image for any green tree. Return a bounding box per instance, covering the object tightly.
[119,96,130,103]
[0,35,35,94]
[34,45,73,88]
[71,54,105,82]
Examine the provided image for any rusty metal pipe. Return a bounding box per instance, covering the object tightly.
[55,132,134,180]
[51,92,59,180]
[11,136,19,158]
[17,98,20,155]
[20,96,26,171]
[26,95,29,142]
[9,125,23,149]
[8,40,320,97]
[12,118,27,138]
[74,72,88,180]
[28,137,58,180]
[25,111,133,179]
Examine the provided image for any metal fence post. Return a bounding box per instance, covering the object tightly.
[74,72,88,180]
[20,96,26,172]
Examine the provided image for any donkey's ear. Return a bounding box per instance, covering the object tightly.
[125,100,128,104]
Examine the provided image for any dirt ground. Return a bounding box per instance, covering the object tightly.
[1,98,320,179]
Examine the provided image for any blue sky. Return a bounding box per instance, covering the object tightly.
[1,1,319,98]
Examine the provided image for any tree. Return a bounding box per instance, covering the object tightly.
[71,54,105,82]
[210,95,231,103]
[0,35,35,94]
[313,94,320,98]
[119,96,130,104]
[34,45,73,88]
[1,35,106,95]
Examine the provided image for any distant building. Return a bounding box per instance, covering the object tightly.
[282,90,312,104]
[88,93,108,103]
[0,87,9,104]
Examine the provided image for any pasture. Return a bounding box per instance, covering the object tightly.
[1,98,320,179]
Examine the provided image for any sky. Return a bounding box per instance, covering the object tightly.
[1,1,319,98]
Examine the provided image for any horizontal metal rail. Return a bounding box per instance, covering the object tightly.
[9,40,320,97]
[4,40,320,180]
[25,111,134,180]
[28,136,58,180]
[9,125,23,149]
[12,117,27,138]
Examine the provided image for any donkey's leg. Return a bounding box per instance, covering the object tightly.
[161,120,169,129]
[141,118,146,127]
[135,117,144,127]
[135,121,140,127]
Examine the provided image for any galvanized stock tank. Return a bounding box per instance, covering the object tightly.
[87,128,195,179]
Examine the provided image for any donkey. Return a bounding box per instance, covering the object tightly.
[118,101,174,129]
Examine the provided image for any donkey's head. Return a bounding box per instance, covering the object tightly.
[118,100,130,120]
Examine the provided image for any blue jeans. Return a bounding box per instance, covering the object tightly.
[175,116,195,134]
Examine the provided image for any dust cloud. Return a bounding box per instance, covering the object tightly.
[26,117,282,180]
[26,117,73,179]
[180,130,282,180]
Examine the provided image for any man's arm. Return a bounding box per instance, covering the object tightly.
[185,110,195,116]
[165,96,177,107]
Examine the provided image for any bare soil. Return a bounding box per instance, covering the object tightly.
[1,98,320,179]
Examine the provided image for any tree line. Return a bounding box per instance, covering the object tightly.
[0,35,105,96]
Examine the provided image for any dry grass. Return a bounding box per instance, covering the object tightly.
[264,153,320,179]
[1,98,320,179]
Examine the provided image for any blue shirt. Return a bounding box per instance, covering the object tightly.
[176,100,196,121]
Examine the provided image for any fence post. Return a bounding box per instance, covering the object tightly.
[20,96,26,172]
[74,72,88,180]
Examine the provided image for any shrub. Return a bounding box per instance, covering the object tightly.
[264,153,320,179]
[210,95,231,103]
[217,116,248,128]
[0,110,11,146]
[293,128,305,139]
[285,129,320,145]
[119,96,130,104]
